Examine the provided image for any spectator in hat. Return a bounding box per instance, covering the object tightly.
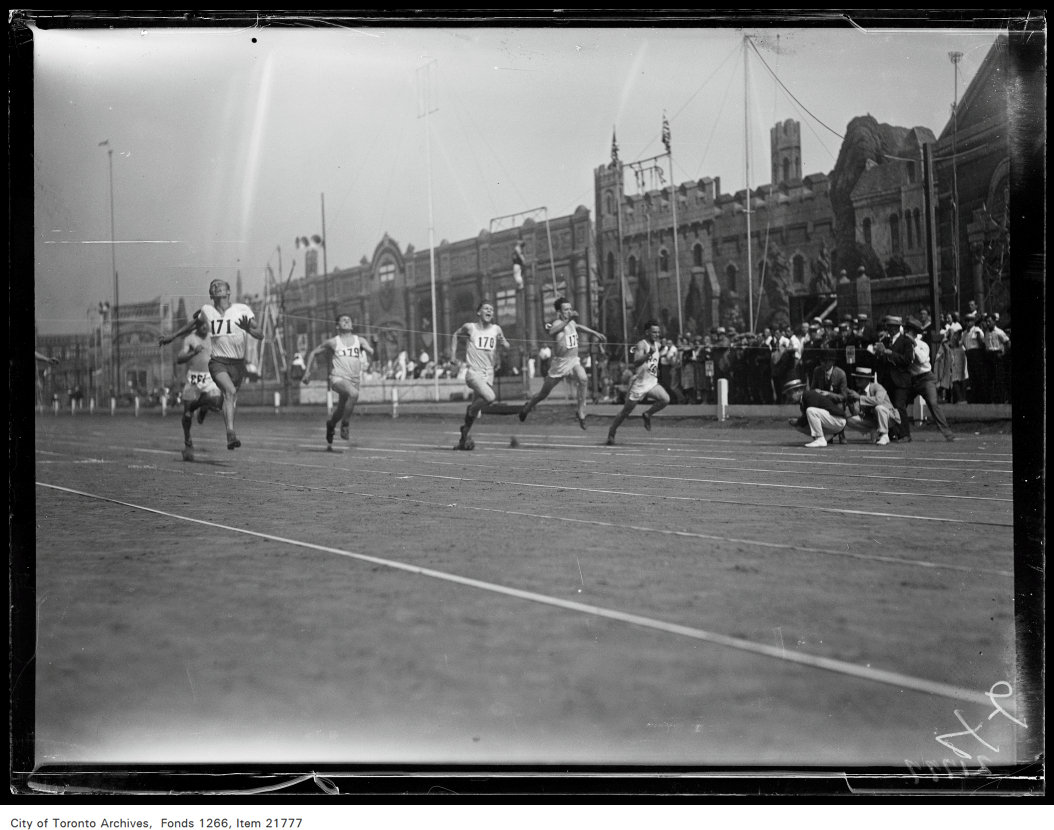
[875,316,955,442]
[844,366,900,445]
[809,349,848,443]
[787,383,848,448]
[781,378,805,405]
[801,325,826,385]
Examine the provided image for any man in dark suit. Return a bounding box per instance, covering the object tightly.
[787,382,848,448]
[875,315,956,442]
[808,349,849,443]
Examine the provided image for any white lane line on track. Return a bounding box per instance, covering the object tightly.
[38,438,1014,527]
[227,460,1010,576]
[35,480,995,706]
[387,457,1012,504]
[352,469,1014,527]
[755,452,1013,469]
[287,443,1013,489]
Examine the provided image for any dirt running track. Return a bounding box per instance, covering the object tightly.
[27,408,1024,772]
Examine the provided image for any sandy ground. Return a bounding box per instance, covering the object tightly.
[26,407,1027,775]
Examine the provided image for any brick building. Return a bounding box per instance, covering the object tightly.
[933,34,1011,319]
[594,118,839,340]
[277,209,597,377]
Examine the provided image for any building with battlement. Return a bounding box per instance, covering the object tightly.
[594,118,838,339]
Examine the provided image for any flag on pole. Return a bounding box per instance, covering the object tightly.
[512,240,525,289]
[661,112,671,154]
[611,127,619,165]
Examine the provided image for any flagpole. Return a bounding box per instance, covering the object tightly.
[664,113,683,338]
[613,129,629,363]
[744,36,754,333]
[418,60,440,404]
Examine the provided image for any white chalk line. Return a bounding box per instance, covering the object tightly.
[41,445,1010,575]
[321,443,1014,489]
[396,456,1011,504]
[226,459,1008,576]
[35,481,994,707]
[37,435,1015,518]
[352,469,1014,528]
[38,437,1014,527]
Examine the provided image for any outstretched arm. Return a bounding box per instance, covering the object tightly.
[576,323,607,342]
[497,326,512,351]
[176,341,205,366]
[302,342,329,382]
[160,314,200,347]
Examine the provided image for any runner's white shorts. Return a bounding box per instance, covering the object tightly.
[627,374,659,402]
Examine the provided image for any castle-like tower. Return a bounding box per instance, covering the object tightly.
[595,118,838,338]
[770,118,802,186]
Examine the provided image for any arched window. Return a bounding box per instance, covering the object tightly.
[782,158,790,183]
[792,254,805,284]
[692,243,704,267]
[889,214,901,253]
[628,255,638,278]
[605,191,615,216]
[906,212,914,249]
[725,263,738,293]
[862,217,872,246]
[606,251,615,282]
[914,209,922,247]
[659,249,670,272]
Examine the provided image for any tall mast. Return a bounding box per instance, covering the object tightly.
[743,35,754,332]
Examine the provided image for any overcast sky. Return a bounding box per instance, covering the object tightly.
[31,18,1008,334]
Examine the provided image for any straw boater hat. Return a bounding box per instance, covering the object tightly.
[782,378,805,396]
[852,366,875,382]
[904,316,924,333]
[882,315,902,327]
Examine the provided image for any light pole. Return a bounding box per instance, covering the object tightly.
[100,140,119,395]
[949,51,963,311]
[98,301,110,400]
[86,307,94,405]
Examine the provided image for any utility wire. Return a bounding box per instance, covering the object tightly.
[747,37,844,142]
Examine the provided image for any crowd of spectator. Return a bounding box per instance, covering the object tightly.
[592,305,1010,407]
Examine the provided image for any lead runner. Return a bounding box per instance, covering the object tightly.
[160,278,263,450]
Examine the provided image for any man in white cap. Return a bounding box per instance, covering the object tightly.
[844,366,899,445]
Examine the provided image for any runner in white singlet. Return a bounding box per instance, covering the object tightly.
[606,320,669,445]
[518,296,606,430]
[303,314,375,448]
[450,301,511,450]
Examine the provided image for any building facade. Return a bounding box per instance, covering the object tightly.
[38,296,191,405]
[594,118,839,341]
[275,209,597,379]
[849,127,936,280]
[933,34,1011,319]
